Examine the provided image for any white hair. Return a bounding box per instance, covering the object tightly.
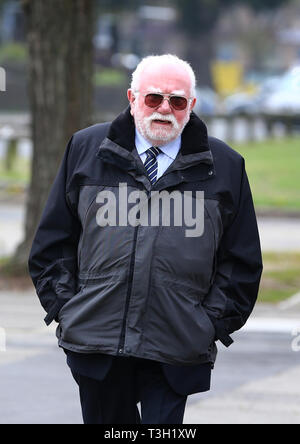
[131,54,197,98]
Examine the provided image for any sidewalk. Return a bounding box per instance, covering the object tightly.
[185,364,300,424]
[184,298,300,424]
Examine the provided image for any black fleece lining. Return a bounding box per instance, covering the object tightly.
[106,106,210,156]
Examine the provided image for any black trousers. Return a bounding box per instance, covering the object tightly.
[71,356,187,424]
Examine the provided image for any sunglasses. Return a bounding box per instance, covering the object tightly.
[137,92,192,111]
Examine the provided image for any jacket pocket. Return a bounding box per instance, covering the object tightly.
[142,282,216,364]
[201,304,216,340]
[36,278,60,326]
[56,276,127,347]
[57,283,85,324]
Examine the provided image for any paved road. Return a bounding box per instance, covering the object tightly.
[0,291,299,424]
[258,217,300,251]
[0,204,300,256]
[0,205,25,257]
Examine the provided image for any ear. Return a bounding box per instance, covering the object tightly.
[127,89,136,104]
[127,89,136,116]
[190,97,197,112]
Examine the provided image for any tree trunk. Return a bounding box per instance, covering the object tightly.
[185,34,215,87]
[7,0,95,274]
[5,139,18,171]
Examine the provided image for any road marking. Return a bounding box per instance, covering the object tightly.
[278,292,300,310]
[242,317,300,333]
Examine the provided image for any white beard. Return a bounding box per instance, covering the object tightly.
[135,110,190,145]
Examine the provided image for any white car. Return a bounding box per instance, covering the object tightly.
[263,66,300,114]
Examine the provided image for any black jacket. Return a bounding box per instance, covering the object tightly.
[28,107,263,369]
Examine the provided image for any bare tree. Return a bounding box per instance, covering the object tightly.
[5,0,95,274]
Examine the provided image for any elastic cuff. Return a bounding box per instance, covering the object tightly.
[217,332,234,347]
[44,300,64,326]
[206,314,234,348]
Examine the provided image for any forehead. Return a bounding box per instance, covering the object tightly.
[139,63,191,95]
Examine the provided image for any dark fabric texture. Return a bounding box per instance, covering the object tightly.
[71,355,187,425]
[28,106,263,369]
[66,350,212,396]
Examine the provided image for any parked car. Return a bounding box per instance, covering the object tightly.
[222,67,300,115]
[262,66,300,114]
[194,87,219,115]
[221,92,261,115]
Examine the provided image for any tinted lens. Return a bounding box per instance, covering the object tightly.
[169,96,188,110]
[144,93,188,110]
[144,94,164,108]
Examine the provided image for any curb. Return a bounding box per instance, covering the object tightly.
[256,209,300,219]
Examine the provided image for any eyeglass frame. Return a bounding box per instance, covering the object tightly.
[134,91,194,110]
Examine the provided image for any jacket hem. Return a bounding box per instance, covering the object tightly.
[57,338,215,366]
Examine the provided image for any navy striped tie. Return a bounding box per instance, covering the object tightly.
[144,146,161,185]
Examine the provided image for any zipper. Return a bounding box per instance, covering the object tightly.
[205,205,218,287]
[117,224,139,355]
[116,187,153,355]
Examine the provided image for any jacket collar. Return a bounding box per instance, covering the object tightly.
[98,105,210,156]
[96,106,214,190]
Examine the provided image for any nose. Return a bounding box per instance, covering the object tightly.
[157,97,172,113]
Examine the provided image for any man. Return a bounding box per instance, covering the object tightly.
[28,54,263,424]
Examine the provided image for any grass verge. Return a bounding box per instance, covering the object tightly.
[259,252,300,303]
[232,137,300,212]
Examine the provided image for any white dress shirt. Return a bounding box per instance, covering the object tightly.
[135,129,181,180]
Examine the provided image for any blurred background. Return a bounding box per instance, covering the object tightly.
[0,0,300,424]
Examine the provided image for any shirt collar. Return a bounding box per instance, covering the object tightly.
[135,128,181,161]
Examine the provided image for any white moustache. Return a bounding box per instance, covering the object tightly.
[145,112,179,129]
